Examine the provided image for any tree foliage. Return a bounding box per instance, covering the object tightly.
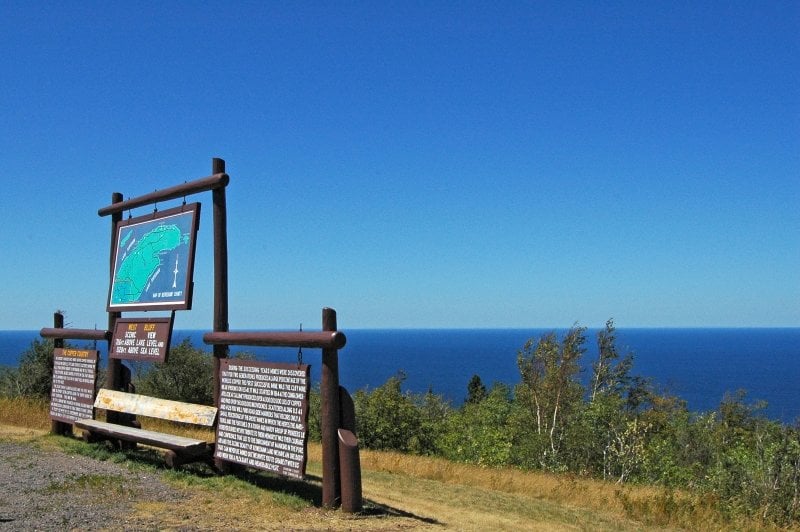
[353,372,423,453]
[465,374,487,404]
[0,339,58,399]
[135,338,214,405]
[513,326,585,469]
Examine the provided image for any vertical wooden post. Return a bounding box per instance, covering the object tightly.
[338,428,362,513]
[211,157,229,406]
[50,311,70,436]
[321,307,341,507]
[106,193,123,425]
[211,158,230,472]
[339,385,362,512]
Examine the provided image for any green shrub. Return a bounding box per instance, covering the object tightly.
[353,373,423,453]
[135,338,214,405]
[0,339,57,399]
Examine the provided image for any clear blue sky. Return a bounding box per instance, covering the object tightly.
[1,2,798,331]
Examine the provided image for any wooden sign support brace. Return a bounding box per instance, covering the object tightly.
[321,308,341,507]
[50,312,70,436]
[211,158,229,406]
[107,193,124,424]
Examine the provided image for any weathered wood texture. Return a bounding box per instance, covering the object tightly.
[338,428,362,513]
[97,173,229,216]
[92,389,218,426]
[76,389,217,466]
[74,419,209,452]
[40,327,110,341]
[321,307,341,508]
[204,330,346,349]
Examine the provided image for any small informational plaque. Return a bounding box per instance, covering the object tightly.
[50,348,98,423]
[111,317,173,362]
[215,359,310,479]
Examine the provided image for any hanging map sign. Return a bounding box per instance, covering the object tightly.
[107,203,200,312]
[50,348,98,423]
[111,317,174,362]
[215,359,311,479]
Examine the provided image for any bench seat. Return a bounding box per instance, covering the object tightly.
[76,389,218,467]
[74,418,210,453]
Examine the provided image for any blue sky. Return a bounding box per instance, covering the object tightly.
[1,2,798,331]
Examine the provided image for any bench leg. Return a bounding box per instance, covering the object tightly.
[165,449,217,469]
[80,430,137,451]
[165,450,183,469]
[120,440,138,451]
[81,430,99,443]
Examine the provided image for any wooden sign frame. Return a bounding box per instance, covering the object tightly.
[110,316,174,362]
[107,203,200,312]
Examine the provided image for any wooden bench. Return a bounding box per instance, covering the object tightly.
[75,389,218,468]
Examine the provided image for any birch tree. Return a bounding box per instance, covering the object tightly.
[515,326,586,467]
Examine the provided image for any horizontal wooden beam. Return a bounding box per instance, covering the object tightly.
[98,173,229,216]
[203,330,346,350]
[40,328,111,341]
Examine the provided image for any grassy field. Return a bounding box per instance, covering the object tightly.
[0,397,780,531]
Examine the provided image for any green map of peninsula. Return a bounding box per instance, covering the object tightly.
[112,224,183,304]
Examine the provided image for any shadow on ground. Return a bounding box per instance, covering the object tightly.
[72,437,443,527]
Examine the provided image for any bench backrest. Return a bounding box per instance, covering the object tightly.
[94,388,218,426]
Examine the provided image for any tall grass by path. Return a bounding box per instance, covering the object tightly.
[0,396,51,430]
[0,398,786,531]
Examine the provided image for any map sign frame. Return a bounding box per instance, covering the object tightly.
[107,203,200,312]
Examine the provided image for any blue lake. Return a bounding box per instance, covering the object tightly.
[2,328,798,423]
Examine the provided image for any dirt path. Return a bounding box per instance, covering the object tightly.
[0,426,186,530]
[0,425,656,531]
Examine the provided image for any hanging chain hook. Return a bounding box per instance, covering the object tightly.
[297,323,303,366]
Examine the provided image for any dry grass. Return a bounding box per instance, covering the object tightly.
[0,400,784,530]
[357,449,793,531]
[0,396,51,430]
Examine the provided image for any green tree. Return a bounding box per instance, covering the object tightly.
[136,338,214,405]
[412,388,452,455]
[513,326,586,469]
[307,384,322,442]
[589,319,633,402]
[466,374,487,404]
[353,372,422,452]
[0,339,58,399]
[577,320,646,480]
[439,383,514,466]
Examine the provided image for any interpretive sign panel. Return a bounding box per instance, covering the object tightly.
[50,348,98,423]
[215,359,310,479]
[107,203,200,312]
[111,317,174,362]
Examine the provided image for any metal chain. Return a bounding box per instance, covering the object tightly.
[297,323,303,366]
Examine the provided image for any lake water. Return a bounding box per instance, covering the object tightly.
[2,328,798,423]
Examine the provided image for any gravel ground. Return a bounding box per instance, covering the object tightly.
[0,440,185,531]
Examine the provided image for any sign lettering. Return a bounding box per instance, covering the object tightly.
[111,317,173,362]
[215,359,310,479]
[49,348,98,423]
